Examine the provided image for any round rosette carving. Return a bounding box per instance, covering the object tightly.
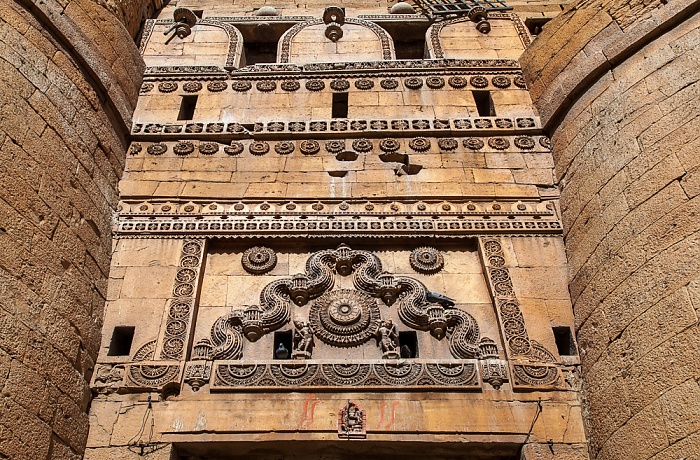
[330,79,350,91]
[404,77,423,89]
[241,246,277,274]
[470,76,488,88]
[281,80,300,91]
[352,139,373,153]
[409,247,445,274]
[231,81,252,92]
[448,76,467,88]
[491,76,511,88]
[514,75,527,88]
[539,136,552,149]
[300,140,320,155]
[147,143,167,156]
[354,79,374,90]
[158,81,178,93]
[425,76,445,89]
[207,81,227,92]
[325,140,345,153]
[225,141,244,155]
[463,137,485,150]
[514,136,535,150]
[256,81,276,92]
[173,141,195,156]
[488,137,510,150]
[305,79,325,91]
[140,82,154,93]
[380,79,399,90]
[199,142,219,155]
[275,141,295,155]
[437,138,458,151]
[183,81,202,92]
[408,137,431,152]
[249,141,270,156]
[379,138,400,152]
[309,289,380,347]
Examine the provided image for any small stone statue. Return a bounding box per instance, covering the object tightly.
[292,320,314,359]
[377,319,399,359]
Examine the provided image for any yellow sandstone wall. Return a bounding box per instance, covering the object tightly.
[0,0,144,457]
[521,0,700,458]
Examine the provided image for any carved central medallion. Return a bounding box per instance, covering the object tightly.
[310,289,380,347]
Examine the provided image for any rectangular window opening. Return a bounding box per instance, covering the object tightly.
[177,95,198,121]
[394,40,426,60]
[108,326,135,356]
[553,326,576,356]
[398,331,418,358]
[273,330,293,359]
[332,92,349,119]
[473,90,496,116]
[243,42,278,66]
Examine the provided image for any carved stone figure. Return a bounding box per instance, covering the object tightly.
[292,320,314,359]
[377,319,399,359]
[338,401,366,439]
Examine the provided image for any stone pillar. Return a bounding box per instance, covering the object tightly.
[0,0,143,457]
[521,1,700,459]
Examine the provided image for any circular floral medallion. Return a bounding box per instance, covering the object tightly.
[380,79,399,90]
[448,76,468,88]
[173,141,195,156]
[437,138,458,151]
[256,81,276,92]
[199,142,219,155]
[231,81,252,92]
[514,75,527,89]
[470,76,488,88]
[408,137,431,152]
[330,79,350,91]
[354,79,374,90]
[305,79,325,91]
[514,136,535,150]
[225,141,244,155]
[241,246,277,274]
[309,289,381,347]
[147,143,167,156]
[488,137,510,150]
[379,138,400,152]
[352,138,373,153]
[325,140,345,153]
[495,118,513,129]
[281,80,300,91]
[183,81,202,92]
[158,81,178,93]
[300,140,320,155]
[404,77,423,89]
[140,82,154,93]
[249,141,270,156]
[207,81,227,92]
[426,76,445,89]
[491,76,511,88]
[275,141,295,155]
[410,247,445,274]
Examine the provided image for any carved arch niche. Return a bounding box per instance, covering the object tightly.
[426,15,529,60]
[279,18,395,64]
[141,19,243,69]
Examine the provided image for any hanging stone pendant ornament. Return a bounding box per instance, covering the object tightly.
[241,246,277,274]
[410,247,445,274]
[324,6,345,42]
[163,7,197,44]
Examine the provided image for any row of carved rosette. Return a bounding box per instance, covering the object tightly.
[92,236,565,395]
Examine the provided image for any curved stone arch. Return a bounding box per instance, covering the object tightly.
[278,18,394,63]
[141,19,243,69]
[426,14,530,59]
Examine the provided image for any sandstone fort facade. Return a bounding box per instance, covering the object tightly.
[0,0,698,459]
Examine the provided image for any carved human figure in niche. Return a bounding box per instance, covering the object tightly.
[338,400,366,439]
[292,320,314,359]
[377,319,399,359]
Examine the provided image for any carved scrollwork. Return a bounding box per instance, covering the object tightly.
[128,365,180,388]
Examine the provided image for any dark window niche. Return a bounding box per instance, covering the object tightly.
[332,92,349,119]
[399,331,418,358]
[243,41,278,65]
[553,326,576,356]
[525,17,552,36]
[177,95,198,121]
[108,326,135,356]
[472,90,496,117]
[273,330,293,359]
[395,39,426,60]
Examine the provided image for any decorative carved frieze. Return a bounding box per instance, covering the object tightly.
[209,360,481,390]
